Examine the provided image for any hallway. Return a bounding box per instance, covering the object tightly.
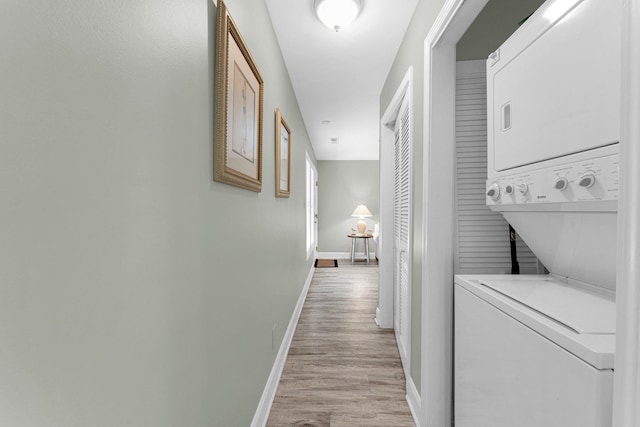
[266,260,415,426]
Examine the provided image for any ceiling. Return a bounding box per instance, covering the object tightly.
[265,0,418,161]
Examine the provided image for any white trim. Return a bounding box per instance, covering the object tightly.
[305,153,318,261]
[381,67,413,127]
[378,67,413,330]
[316,252,349,259]
[406,376,422,427]
[316,252,376,264]
[421,1,488,426]
[250,266,314,427]
[315,252,376,260]
[613,0,640,425]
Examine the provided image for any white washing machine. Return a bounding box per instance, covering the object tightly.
[454,0,622,425]
[454,275,615,427]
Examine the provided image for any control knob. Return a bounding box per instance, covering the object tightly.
[516,183,529,195]
[486,182,500,201]
[505,184,514,195]
[554,177,569,191]
[578,172,596,188]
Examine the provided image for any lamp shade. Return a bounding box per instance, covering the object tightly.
[314,0,362,32]
[352,204,372,218]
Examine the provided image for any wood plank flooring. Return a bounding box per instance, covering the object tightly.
[266,260,416,427]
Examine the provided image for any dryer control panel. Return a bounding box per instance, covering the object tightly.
[486,154,619,206]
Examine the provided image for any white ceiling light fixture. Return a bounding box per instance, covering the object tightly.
[314,0,362,32]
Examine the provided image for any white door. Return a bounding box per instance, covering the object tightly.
[306,154,318,259]
[393,93,411,364]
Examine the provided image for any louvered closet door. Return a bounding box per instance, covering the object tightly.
[455,61,538,274]
[394,93,411,362]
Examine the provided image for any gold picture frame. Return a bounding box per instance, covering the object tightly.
[275,108,291,198]
[214,0,264,192]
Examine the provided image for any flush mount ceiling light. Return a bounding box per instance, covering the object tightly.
[314,0,362,32]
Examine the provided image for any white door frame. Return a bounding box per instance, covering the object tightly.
[419,1,487,425]
[377,67,413,330]
[613,0,640,425]
[305,152,318,261]
[421,0,640,426]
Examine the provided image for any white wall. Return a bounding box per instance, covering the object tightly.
[0,1,315,425]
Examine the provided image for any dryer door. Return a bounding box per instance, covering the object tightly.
[487,0,621,174]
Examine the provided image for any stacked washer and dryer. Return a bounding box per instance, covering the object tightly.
[454,0,621,426]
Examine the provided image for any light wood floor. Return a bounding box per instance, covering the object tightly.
[266,259,416,427]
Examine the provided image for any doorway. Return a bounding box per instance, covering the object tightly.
[306,152,318,260]
[420,0,639,426]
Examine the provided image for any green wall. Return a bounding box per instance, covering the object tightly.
[317,160,380,253]
[0,0,315,425]
[457,0,546,61]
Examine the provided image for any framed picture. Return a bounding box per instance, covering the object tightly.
[275,108,291,198]
[214,0,264,192]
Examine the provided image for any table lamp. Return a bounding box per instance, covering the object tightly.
[352,204,372,235]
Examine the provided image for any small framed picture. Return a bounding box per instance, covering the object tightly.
[214,0,264,192]
[275,108,291,198]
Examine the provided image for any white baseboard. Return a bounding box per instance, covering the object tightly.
[316,251,350,259]
[250,266,315,427]
[406,376,422,427]
[316,252,376,260]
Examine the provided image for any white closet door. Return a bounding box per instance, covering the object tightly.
[394,93,411,364]
[455,60,538,274]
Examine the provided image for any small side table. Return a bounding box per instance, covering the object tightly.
[347,233,374,263]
